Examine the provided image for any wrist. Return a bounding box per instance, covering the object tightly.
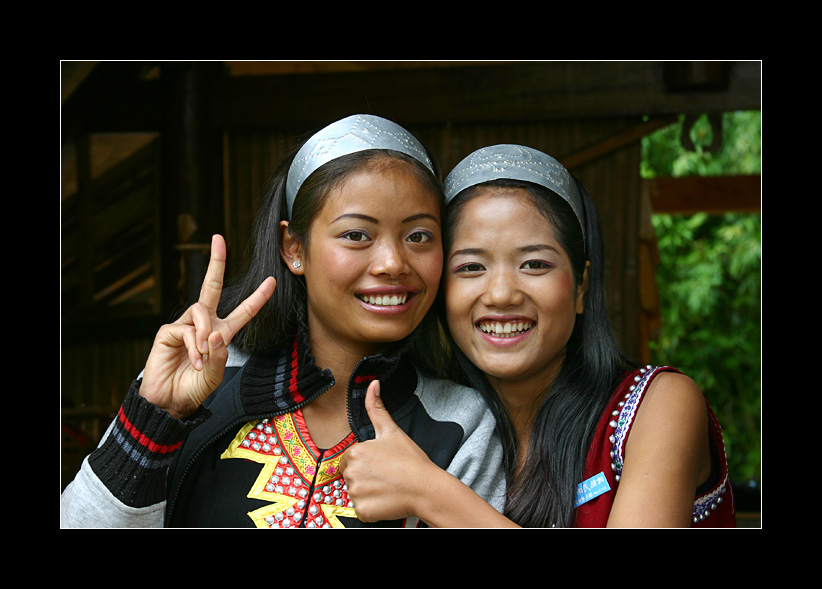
[137,379,195,420]
[88,382,209,507]
[410,463,456,524]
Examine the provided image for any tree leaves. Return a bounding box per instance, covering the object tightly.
[642,112,761,483]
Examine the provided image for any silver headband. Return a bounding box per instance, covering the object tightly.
[286,114,435,218]
[444,144,586,238]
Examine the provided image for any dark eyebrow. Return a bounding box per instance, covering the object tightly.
[331,213,379,224]
[450,244,558,260]
[450,247,487,260]
[402,213,440,225]
[330,213,439,225]
[518,244,559,254]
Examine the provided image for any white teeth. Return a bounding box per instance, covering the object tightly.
[358,293,408,306]
[478,320,533,338]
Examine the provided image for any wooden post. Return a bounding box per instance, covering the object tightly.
[158,62,226,318]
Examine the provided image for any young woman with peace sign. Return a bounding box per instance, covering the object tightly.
[60,115,506,528]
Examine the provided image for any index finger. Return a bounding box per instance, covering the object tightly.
[199,234,227,310]
[220,276,277,343]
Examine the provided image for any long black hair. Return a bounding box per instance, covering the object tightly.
[219,146,444,355]
[441,177,630,527]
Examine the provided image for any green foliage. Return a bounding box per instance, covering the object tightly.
[641,111,762,178]
[641,112,761,484]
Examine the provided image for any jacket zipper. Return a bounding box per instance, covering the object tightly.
[165,382,335,525]
[167,348,382,524]
[346,356,368,443]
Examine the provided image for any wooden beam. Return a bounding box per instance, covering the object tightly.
[560,115,679,169]
[644,175,761,214]
[215,61,762,131]
[66,61,762,135]
[61,62,160,140]
[75,135,94,307]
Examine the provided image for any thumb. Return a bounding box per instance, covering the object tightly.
[202,330,228,389]
[365,380,399,438]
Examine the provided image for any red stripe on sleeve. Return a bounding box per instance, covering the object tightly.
[117,406,184,455]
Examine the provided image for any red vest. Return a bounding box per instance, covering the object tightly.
[574,366,736,527]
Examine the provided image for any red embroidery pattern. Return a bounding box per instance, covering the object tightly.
[221,411,357,528]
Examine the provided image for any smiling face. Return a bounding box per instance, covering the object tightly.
[284,159,443,359]
[445,187,586,396]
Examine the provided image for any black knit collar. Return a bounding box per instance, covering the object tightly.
[239,315,419,440]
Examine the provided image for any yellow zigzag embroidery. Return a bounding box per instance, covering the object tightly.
[221,416,357,528]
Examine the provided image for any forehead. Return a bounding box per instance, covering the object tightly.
[320,162,441,219]
[451,188,559,243]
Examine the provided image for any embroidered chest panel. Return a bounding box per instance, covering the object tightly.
[221,412,357,528]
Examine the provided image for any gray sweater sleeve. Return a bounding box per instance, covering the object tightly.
[414,373,507,512]
[60,453,167,528]
[60,382,209,528]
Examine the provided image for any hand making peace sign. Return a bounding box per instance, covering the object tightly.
[139,235,276,419]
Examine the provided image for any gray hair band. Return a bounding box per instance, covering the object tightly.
[285,114,435,219]
[444,144,586,238]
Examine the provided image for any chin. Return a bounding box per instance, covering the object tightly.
[483,366,527,383]
[472,350,541,382]
[362,322,419,344]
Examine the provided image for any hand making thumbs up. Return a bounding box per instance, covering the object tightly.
[340,380,436,523]
[342,380,519,528]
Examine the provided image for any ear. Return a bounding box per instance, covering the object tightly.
[575,261,590,314]
[279,220,305,276]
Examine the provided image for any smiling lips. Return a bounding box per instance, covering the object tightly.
[356,293,410,307]
[477,319,534,339]
[354,285,421,315]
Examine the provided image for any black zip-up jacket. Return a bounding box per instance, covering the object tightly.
[61,327,506,528]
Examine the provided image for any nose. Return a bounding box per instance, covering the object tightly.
[482,268,524,308]
[371,239,411,278]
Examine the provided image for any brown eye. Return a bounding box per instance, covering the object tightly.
[455,263,484,274]
[521,260,550,270]
[407,231,432,243]
[343,231,368,242]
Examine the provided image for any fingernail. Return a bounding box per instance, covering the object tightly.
[212,333,224,349]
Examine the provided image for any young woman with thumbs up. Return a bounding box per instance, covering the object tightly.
[342,145,736,528]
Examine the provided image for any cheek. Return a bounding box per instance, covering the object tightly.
[305,244,362,289]
[416,250,444,290]
[444,282,475,333]
[535,278,580,339]
[551,275,580,315]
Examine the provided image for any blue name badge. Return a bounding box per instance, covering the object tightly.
[575,472,611,507]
